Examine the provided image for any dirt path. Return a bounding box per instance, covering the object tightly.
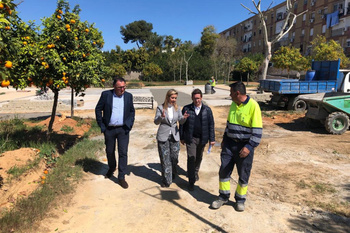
[35,108,350,233]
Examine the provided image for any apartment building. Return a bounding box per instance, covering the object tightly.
[220,0,350,57]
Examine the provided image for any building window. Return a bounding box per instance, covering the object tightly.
[304,0,308,5]
[294,2,298,10]
[346,39,350,47]
[322,25,326,33]
[302,29,305,36]
[310,28,314,36]
[303,14,306,21]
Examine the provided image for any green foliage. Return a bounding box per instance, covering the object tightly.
[272,46,309,73]
[310,35,350,68]
[110,63,127,77]
[199,25,219,57]
[120,20,153,48]
[235,57,259,74]
[142,62,163,80]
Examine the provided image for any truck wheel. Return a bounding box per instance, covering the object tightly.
[292,99,307,111]
[325,112,349,135]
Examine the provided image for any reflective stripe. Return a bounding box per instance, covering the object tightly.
[235,181,248,198]
[219,179,230,193]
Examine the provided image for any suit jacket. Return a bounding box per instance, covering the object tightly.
[95,89,135,133]
[154,104,186,142]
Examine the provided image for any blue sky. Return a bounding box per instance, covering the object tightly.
[16,0,286,51]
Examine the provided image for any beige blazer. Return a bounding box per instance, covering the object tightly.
[154,104,186,142]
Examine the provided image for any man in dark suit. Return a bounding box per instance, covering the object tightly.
[95,77,135,189]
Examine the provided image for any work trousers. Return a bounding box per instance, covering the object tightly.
[186,137,206,184]
[157,134,180,186]
[218,136,254,203]
[104,126,130,180]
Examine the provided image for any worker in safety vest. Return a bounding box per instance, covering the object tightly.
[211,81,262,212]
[209,76,216,94]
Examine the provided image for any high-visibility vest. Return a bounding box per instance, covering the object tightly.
[225,96,262,149]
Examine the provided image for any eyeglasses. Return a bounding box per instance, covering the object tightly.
[116,86,126,89]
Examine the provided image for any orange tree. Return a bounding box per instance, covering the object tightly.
[271,46,308,78]
[36,0,106,132]
[0,0,39,88]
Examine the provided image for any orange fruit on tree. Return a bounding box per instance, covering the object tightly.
[41,180,45,184]
[48,79,53,85]
[56,36,60,39]
[65,24,70,29]
[70,19,76,24]
[44,170,48,174]
[92,41,96,45]
[75,37,78,40]
[85,28,89,33]
[1,80,10,87]
[101,79,105,82]
[63,72,66,76]
[82,53,86,58]
[63,57,66,61]
[67,28,71,32]
[41,57,44,60]
[58,9,63,14]
[0,3,4,9]
[23,41,27,45]
[41,62,46,66]
[64,80,68,84]
[57,15,61,19]
[5,26,10,30]
[5,61,12,68]
[25,36,30,40]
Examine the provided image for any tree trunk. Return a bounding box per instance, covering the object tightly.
[261,42,272,80]
[71,88,74,117]
[179,57,183,83]
[48,89,59,133]
[247,72,250,86]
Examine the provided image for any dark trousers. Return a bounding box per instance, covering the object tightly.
[157,134,180,185]
[219,136,254,203]
[104,126,130,180]
[186,137,206,184]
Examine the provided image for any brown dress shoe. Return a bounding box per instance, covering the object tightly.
[118,179,129,189]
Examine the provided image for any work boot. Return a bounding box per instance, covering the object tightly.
[234,202,245,212]
[211,198,228,209]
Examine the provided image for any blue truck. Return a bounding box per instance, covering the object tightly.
[259,59,350,111]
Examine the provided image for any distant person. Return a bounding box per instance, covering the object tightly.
[95,77,135,189]
[209,76,216,94]
[154,89,189,187]
[211,81,262,212]
[180,88,215,191]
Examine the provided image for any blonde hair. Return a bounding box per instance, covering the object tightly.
[163,89,178,111]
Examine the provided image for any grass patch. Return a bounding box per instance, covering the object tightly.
[7,157,41,180]
[312,182,336,194]
[0,138,105,232]
[60,125,74,133]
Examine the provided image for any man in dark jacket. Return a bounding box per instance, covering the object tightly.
[180,88,215,191]
[95,77,135,189]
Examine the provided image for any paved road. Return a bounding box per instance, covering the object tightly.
[150,88,192,107]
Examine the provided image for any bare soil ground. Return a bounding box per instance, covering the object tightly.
[1,107,350,233]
